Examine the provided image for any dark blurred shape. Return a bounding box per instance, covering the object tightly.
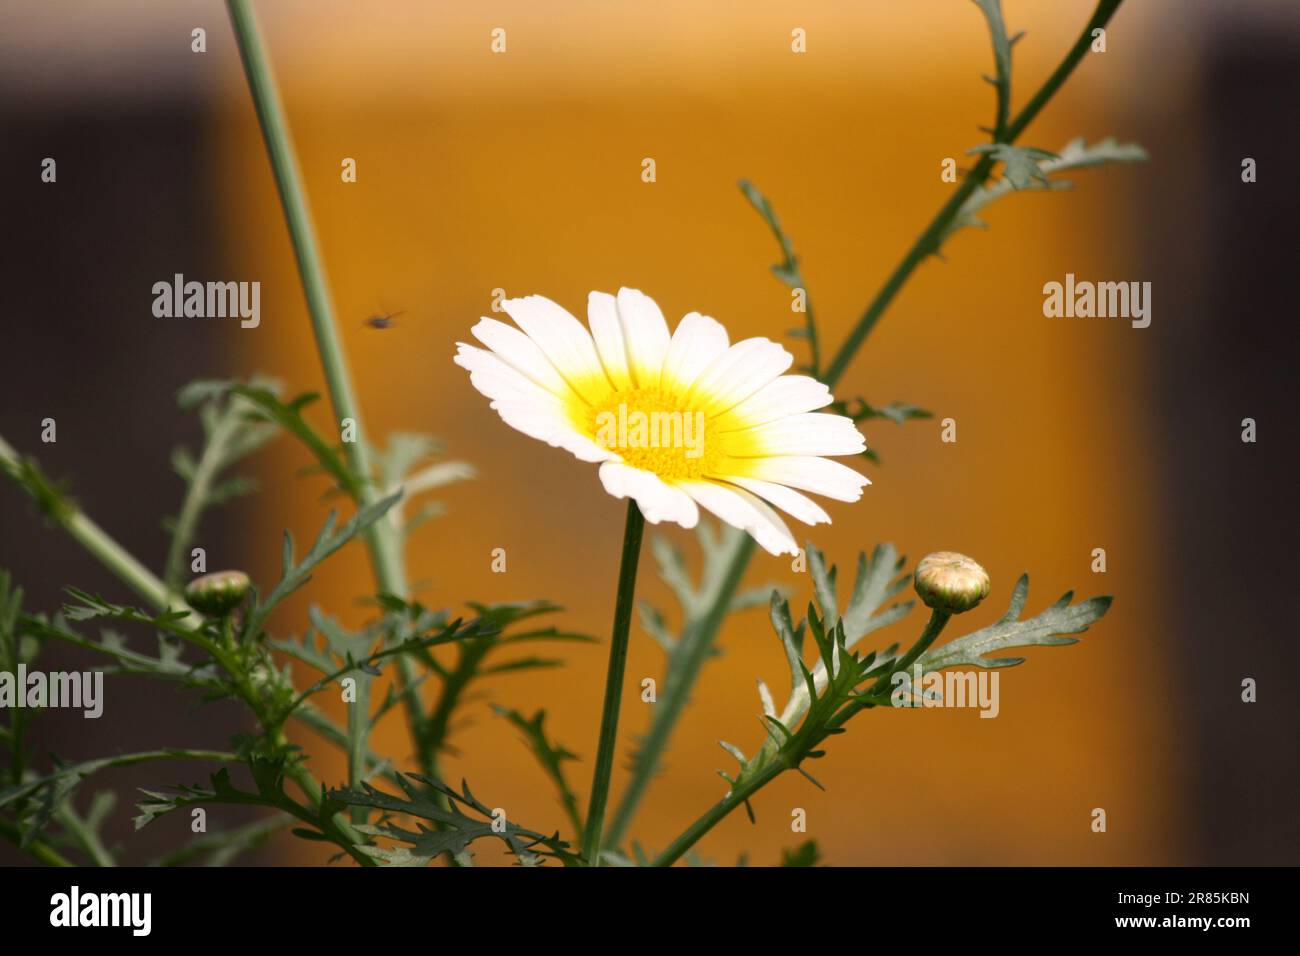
[1147,28,1300,864]
[0,103,270,863]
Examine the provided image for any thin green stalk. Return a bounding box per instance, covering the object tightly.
[0,817,74,867]
[345,679,370,824]
[6,749,237,806]
[163,410,241,590]
[605,532,755,849]
[3,752,239,867]
[1003,0,1124,145]
[651,760,784,868]
[0,406,371,861]
[865,608,949,697]
[581,501,646,866]
[819,160,987,388]
[273,735,373,863]
[418,641,492,774]
[266,770,376,867]
[55,805,115,867]
[652,608,951,866]
[224,0,404,594]
[822,0,1125,388]
[650,0,1127,860]
[225,0,418,794]
[0,434,195,617]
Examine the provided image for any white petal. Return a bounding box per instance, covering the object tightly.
[455,345,613,463]
[686,338,793,416]
[454,343,563,408]
[724,476,831,526]
[469,317,576,400]
[661,311,730,394]
[714,375,833,431]
[678,480,799,556]
[615,288,671,388]
[723,413,866,458]
[598,463,699,528]
[495,402,615,462]
[728,456,870,502]
[502,295,610,404]
[587,292,634,391]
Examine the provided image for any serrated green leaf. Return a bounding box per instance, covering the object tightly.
[919,575,1112,671]
[240,492,402,641]
[492,706,583,837]
[0,451,78,526]
[229,385,362,500]
[739,179,820,375]
[842,398,934,427]
[331,775,577,866]
[945,137,1147,244]
[969,143,1058,189]
[370,432,474,541]
[165,378,281,588]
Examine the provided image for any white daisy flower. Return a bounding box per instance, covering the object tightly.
[453,288,870,555]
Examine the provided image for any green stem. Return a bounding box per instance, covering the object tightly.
[345,668,370,823]
[268,769,376,867]
[651,760,784,868]
[648,0,1127,860]
[821,0,1124,389]
[865,608,949,698]
[581,501,646,866]
[0,390,370,863]
[819,158,988,388]
[55,805,116,867]
[164,410,241,590]
[419,641,491,773]
[2,749,241,867]
[6,749,237,807]
[1003,0,1124,144]
[653,609,950,866]
[225,0,423,790]
[224,0,404,595]
[0,817,74,867]
[605,532,755,849]
[275,736,373,862]
[0,434,195,617]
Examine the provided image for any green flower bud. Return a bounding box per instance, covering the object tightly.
[184,570,251,617]
[913,552,989,614]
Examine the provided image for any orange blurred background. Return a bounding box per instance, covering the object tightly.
[228,0,1170,866]
[2,0,1296,866]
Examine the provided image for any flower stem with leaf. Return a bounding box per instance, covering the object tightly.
[645,0,1130,861]
[0,435,194,617]
[651,606,954,866]
[225,0,417,800]
[225,0,406,595]
[822,0,1124,386]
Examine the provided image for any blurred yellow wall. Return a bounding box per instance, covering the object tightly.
[219,0,1181,864]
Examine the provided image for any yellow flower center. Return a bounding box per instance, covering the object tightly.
[586,386,720,481]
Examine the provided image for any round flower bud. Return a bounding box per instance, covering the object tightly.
[184,570,251,617]
[913,552,989,614]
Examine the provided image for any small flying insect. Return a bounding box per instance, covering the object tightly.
[362,310,404,330]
